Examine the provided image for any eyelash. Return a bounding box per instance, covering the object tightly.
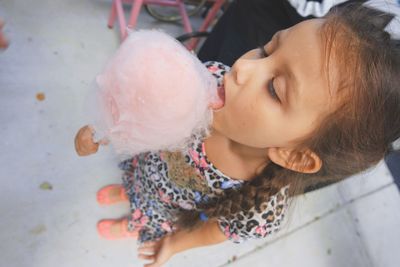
[268,78,280,102]
[258,46,281,103]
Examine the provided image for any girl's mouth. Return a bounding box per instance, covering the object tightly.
[210,83,225,111]
[211,73,228,110]
[210,73,227,111]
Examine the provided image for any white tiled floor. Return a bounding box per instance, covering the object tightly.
[1,1,399,267]
[336,161,394,203]
[344,184,400,267]
[227,207,372,267]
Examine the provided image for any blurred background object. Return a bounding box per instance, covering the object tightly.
[0,18,9,49]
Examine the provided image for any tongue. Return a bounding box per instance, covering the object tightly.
[209,85,225,110]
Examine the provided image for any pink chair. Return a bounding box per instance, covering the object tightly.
[185,0,225,51]
[108,0,193,41]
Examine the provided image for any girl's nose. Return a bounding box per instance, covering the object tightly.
[232,58,256,86]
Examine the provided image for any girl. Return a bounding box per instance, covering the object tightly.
[75,3,400,267]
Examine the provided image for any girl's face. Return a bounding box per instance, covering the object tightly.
[212,19,336,150]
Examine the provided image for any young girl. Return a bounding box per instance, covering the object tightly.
[75,3,400,267]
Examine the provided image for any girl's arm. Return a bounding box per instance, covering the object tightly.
[170,219,227,253]
[138,220,227,267]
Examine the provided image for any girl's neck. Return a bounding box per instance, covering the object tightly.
[204,130,271,181]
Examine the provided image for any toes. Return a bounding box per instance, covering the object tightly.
[97,220,113,238]
[97,219,138,240]
[96,192,105,203]
[96,185,125,204]
[140,241,157,248]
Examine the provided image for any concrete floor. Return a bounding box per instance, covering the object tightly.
[1,1,400,267]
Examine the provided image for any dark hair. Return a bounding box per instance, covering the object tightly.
[176,3,400,230]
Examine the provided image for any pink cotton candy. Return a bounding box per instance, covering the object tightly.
[91,30,218,156]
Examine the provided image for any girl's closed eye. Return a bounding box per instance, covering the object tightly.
[258,46,281,103]
[268,78,280,103]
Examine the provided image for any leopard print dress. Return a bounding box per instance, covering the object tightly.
[120,61,290,244]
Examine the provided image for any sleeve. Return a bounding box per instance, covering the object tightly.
[287,0,351,17]
[203,61,231,87]
[217,185,290,244]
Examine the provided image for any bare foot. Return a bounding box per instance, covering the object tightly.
[97,218,139,239]
[97,184,129,205]
[109,219,128,236]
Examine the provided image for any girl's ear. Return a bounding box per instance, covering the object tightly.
[267,147,322,174]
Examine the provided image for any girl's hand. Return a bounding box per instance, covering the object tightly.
[74,125,99,156]
[138,235,176,267]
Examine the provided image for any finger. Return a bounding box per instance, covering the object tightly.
[144,262,160,267]
[138,246,156,254]
[138,254,155,261]
[140,241,157,248]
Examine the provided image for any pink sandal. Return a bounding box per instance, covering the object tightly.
[97,218,139,240]
[96,184,129,205]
